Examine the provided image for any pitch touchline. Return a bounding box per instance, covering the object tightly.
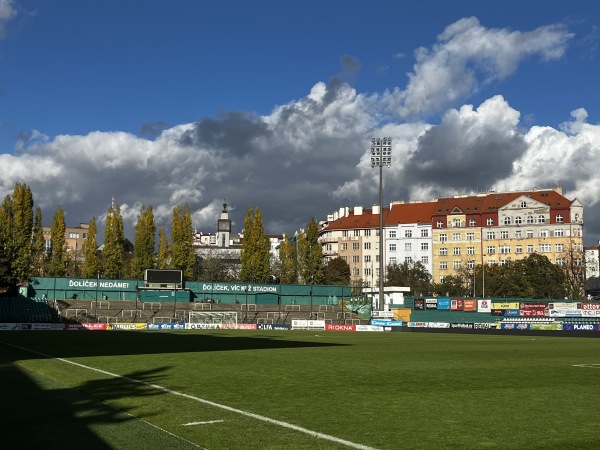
[5,343,379,450]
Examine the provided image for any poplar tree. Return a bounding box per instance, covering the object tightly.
[239,206,271,283]
[297,217,324,285]
[157,227,171,269]
[31,207,46,276]
[48,206,67,277]
[82,217,100,278]
[11,183,34,283]
[278,234,298,284]
[103,203,124,279]
[170,203,195,279]
[132,205,156,278]
[0,194,13,289]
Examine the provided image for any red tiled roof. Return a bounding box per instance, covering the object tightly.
[387,202,437,224]
[322,207,390,231]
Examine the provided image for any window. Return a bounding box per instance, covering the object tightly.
[437,221,444,228]
[575,213,580,222]
[354,229,360,237]
[421,242,429,251]
[421,229,429,237]
[555,244,564,252]
[515,216,522,224]
[352,242,359,250]
[527,215,534,224]
[520,201,527,208]
[453,247,461,255]
[503,217,511,225]
[342,230,349,237]
[352,255,360,263]
[365,229,371,237]
[439,248,448,256]
[499,259,507,267]
[364,255,371,263]
[364,242,371,250]
[499,245,510,254]
[526,230,533,238]
[389,244,397,252]
[342,256,348,262]
[452,218,461,227]
[554,229,564,237]
[500,231,509,239]
[486,231,495,240]
[83,233,88,239]
[516,245,522,254]
[69,232,79,238]
[440,276,446,283]
[453,261,461,269]
[353,267,360,276]
[466,232,474,241]
[538,215,546,223]
[574,244,583,252]
[527,245,534,253]
[421,256,429,264]
[556,258,565,266]
[466,260,475,269]
[341,243,348,251]
[469,219,476,227]
[389,257,396,265]
[440,261,447,270]
[452,233,461,241]
[540,230,548,238]
[405,230,412,238]
[515,230,522,238]
[487,218,494,226]
[439,233,448,242]
[539,244,551,252]
[389,230,397,238]
[405,257,413,264]
[365,267,372,277]
[405,243,412,251]
[487,246,495,254]
[325,244,332,251]
[467,247,475,255]
[556,214,563,223]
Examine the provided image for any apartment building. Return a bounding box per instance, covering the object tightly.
[319,187,584,285]
[42,223,89,255]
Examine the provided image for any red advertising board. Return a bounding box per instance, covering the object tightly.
[519,307,547,317]
[579,303,600,310]
[326,324,356,332]
[451,299,464,311]
[463,299,477,311]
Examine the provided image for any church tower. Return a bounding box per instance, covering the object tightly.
[217,201,231,248]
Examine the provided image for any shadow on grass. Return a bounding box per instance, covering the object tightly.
[0,330,347,360]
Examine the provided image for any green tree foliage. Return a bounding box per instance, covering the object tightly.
[522,253,567,299]
[196,250,235,282]
[157,227,170,269]
[386,261,432,296]
[170,204,195,279]
[82,217,100,279]
[0,194,14,290]
[131,205,156,278]
[323,256,350,285]
[102,203,125,279]
[240,206,272,283]
[47,206,67,277]
[297,217,324,285]
[10,183,34,283]
[432,275,467,297]
[278,235,297,284]
[31,207,46,277]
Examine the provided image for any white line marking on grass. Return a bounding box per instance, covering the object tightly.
[183,420,225,426]
[573,363,600,368]
[4,343,379,450]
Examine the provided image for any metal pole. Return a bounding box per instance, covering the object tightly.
[245,286,248,323]
[482,256,486,298]
[379,162,384,311]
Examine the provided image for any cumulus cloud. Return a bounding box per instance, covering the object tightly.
[0,0,16,38]
[1,16,599,246]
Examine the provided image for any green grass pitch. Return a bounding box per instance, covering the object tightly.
[0,330,599,450]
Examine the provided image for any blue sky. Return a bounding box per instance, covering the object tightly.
[1,0,600,246]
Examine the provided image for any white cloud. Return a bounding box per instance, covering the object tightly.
[0,0,16,38]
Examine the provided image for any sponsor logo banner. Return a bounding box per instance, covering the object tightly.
[530,323,563,331]
[549,309,582,317]
[500,322,530,330]
[427,322,450,328]
[0,323,30,330]
[463,299,477,311]
[520,302,549,310]
[326,324,356,332]
[236,323,257,330]
[291,319,325,329]
[147,323,186,330]
[450,323,474,329]
[582,310,600,317]
[451,299,464,311]
[492,302,520,310]
[372,310,394,318]
[504,309,520,317]
[109,323,148,331]
[186,323,221,329]
[31,323,65,331]
[437,297,450,310]
[579,302,600,310]
[355,325,385,332]
[491,309,505,316]
[563,323,599,331]
[257,323,291,330]
[371,319,403,327]
[413,298,425,310]
[407,322,427,328]
[520,308,547,317]
[425,298,438,310]
[474,323,496,329]
[478,300,492,313]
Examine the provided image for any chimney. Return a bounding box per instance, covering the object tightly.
[372,204,380,215]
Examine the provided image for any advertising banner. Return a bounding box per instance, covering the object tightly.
[450,322,474,329]
[371,319,403,327]
[236,323,257,330]
[474,323,496,329]
[109,323,149,331]
[31,323,65,331]
[393,308,412,322]
[257,323,291,330]
[326,324,356,332]
[581,310,600,317]
[530,323,563,331]
[520,307,547,317]
[477,299,492,313]
[186,323,221,330]
[492,302,520,310]
[427,322,450,328]
[291,319,325,329]
[463,299,477,311]
[146,323,186,330]
[504,309,520,317]
[66,323,106,331]
[407,322,427,327]
[450,299,464,311]
[413,298,425,310]
[549,309,582,318]
[491,309,505,316]
[520,302,549,310]
[355,325,385,332]
[0,323,31,330]
[563,323,599,331]
[425,298,438,310]
[437,297,450,310]
[579,302,600,310]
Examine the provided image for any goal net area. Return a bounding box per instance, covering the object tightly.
[187,311,238,329]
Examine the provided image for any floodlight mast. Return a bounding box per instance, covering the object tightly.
[370,137,392,312]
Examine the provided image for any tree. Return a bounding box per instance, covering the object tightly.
[10,183,34,283]
[323,257,350,285]
[560,241,586,300]
[522,253,566,299]
[132,205,156,278]
[0,194,13,290]
[31,207,46,277]
[82,217,100,279]
[239,206,271,283]
[278,235,297,284]
[103,203,125,279]
[297,217,324,285]
[386,261,432,296]
[432,275,466,297]
[170,204,195,279]
[196,250,236,282]
[157,227,170,269]
[47,206,67,277]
